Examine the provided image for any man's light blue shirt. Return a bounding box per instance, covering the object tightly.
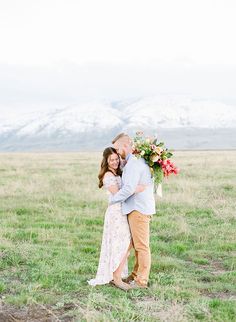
[125,153,132,162]
[109,154,156,215]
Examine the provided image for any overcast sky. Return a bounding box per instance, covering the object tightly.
[0,0,236,110]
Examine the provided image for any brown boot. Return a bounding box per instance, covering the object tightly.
[129,280,148,289]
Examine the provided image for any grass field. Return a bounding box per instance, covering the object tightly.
[0,151,235,321]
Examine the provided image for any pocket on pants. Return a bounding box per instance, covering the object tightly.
[137,213,151,222]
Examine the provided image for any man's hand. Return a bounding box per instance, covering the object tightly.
[135,184,147,194]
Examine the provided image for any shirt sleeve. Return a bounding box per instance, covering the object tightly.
[109,160,140,204]
[103,175,118,189]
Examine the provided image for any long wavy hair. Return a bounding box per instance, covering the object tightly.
[98,147,122,188]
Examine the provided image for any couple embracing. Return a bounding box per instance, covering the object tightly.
[88,133,156,291]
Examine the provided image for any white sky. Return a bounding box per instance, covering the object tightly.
[0,0,236,107]
[0,0,236,66]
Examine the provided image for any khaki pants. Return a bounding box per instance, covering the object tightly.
[128,210,151,285]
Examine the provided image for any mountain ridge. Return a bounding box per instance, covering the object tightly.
[0,96,235,151]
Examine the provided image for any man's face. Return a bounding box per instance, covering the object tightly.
[114,141,126,159]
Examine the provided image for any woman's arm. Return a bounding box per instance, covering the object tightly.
[103,172,119,194]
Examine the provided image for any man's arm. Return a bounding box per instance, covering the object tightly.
[109,161,140,204]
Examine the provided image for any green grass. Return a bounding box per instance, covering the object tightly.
[0,151,235,321]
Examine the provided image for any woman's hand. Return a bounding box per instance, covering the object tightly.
[135,184,147,193]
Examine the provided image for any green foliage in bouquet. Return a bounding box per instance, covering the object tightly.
[132,131,178,185]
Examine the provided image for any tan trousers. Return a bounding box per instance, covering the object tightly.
[128,210,151,285]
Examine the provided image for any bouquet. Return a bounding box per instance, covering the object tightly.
[132,131,179,196]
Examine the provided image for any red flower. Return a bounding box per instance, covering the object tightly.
[159,159,179,177]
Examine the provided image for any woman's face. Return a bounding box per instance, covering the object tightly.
[108,153,120,171]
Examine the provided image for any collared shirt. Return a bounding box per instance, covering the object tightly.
[109,154,156,215]
[125,153,132,162]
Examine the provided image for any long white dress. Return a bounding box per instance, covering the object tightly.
[88,174,131,286]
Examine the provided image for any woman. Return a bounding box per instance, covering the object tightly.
[88,147,146,291]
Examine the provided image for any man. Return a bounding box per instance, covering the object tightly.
[109,133,156,289]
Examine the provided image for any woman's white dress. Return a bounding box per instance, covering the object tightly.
[88,174,131,286]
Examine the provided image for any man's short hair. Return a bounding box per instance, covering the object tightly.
[112,133,129,144]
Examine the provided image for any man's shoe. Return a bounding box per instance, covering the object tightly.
[129,280,148,289]
[122,275,135,284]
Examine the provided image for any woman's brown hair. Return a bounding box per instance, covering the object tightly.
[98,147,122,188]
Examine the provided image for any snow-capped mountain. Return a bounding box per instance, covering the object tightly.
[0,102,122,135]
[121,97,236,129]
[0,96,235,151]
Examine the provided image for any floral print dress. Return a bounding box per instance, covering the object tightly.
[88,174,131,286]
